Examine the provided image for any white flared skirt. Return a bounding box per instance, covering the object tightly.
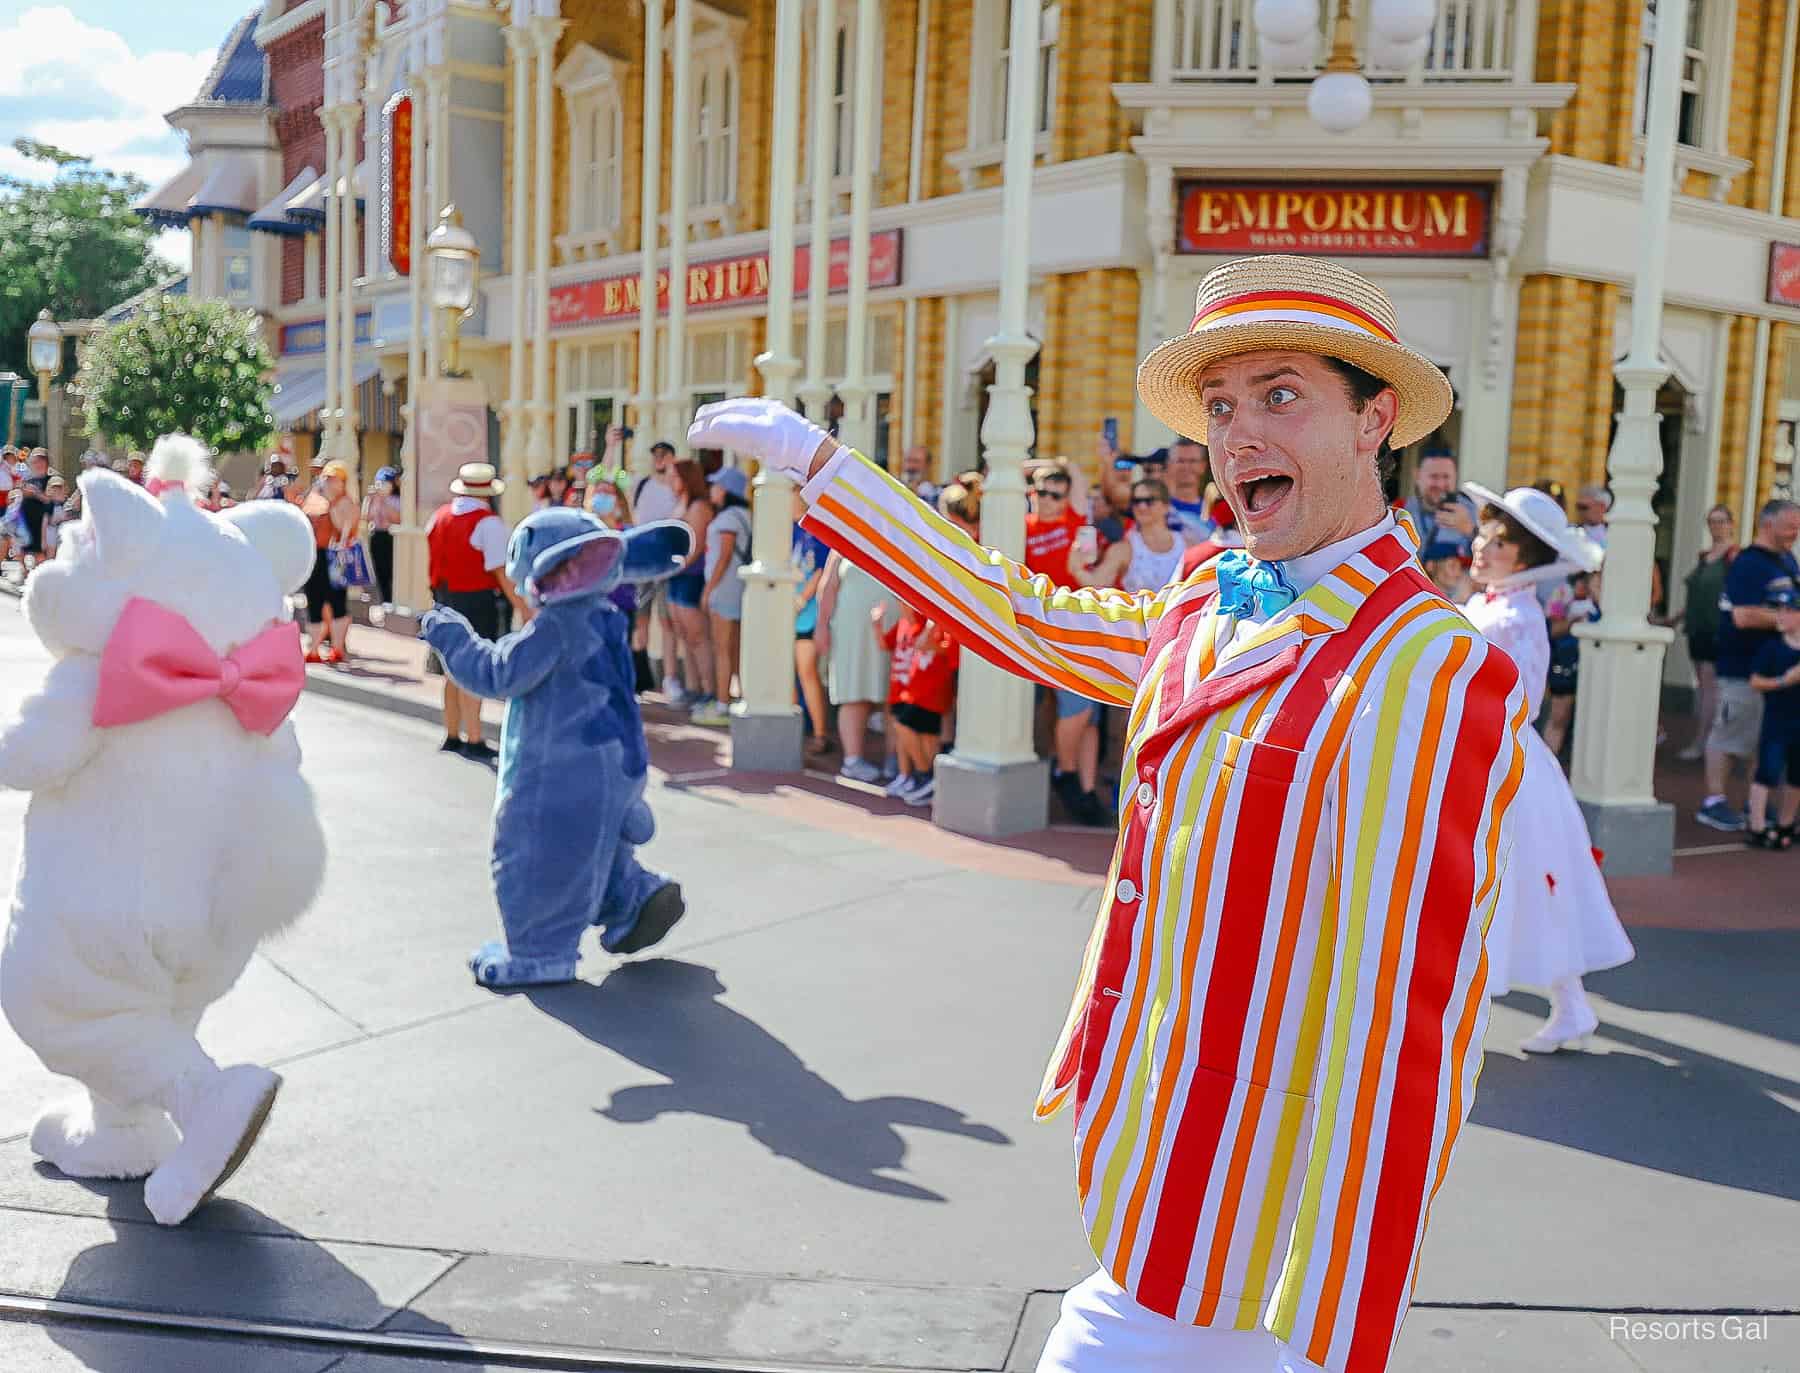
[1485,728,1636,995]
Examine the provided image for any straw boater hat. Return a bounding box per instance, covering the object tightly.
[451,462,505,498]
[1463,481,1604,574]
[1137,255,1455,449]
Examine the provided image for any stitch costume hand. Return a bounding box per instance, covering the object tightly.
[425,508,696,988]
[687,398,832,483]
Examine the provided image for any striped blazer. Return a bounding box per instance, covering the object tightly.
[801,450,1526,1373]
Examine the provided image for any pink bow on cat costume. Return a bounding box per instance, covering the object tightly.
[93,597,304,736]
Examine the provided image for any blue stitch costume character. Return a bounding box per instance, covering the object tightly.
[420,509,694,988]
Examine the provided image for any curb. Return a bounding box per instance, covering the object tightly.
[301,667,449,726]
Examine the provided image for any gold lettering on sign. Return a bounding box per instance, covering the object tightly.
[689,266,711,303]
[603,280,623,315]
[1391,195,1420,233]
[624,278,641,310]
[1232,192,1263,231]
[1275,192,1305,230]
[1425,192,1470,238]
[1341,193,1372,231]
[1301,194,1337,232]
[1195,192,1229,235]
[753,258,771,293]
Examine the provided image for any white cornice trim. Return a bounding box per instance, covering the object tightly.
[1540,154,1800,238]
[1112,81,1577,114]
[1130,136,1550,174]
[255,0,325,48]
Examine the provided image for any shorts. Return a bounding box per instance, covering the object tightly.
[1711,678,1764,758]
[1753,717,1800,788]
[1042,684,1103,724]
[666,568,705,609]
[433,587,503,642]
[305,548,348,623]
[1547,634,1580,698]
[1687,632,1717,666]
[890,701,942,736]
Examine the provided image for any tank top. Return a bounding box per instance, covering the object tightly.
[1123,527,1185,593]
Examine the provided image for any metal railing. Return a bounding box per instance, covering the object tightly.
[1165,0,1531,83]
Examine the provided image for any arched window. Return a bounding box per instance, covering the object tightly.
[554,42,625,261]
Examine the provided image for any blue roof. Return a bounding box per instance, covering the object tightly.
[197,12,270,107]
[101,275,190,325]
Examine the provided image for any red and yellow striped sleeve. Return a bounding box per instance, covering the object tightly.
[1269,614,1526,1373]
[800,447,1174,705]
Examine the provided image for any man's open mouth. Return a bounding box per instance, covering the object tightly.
[1236,474,1295,517]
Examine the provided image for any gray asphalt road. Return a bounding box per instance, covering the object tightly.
[0,601,1792,1372]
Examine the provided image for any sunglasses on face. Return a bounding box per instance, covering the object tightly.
[1035,488,1068,500]
[1132,495,1161,507]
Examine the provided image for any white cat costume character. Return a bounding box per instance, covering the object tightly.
[1462,483,1635,1052]
[0,435,322,1225]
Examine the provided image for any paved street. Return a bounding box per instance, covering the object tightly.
[0,600,1792,1372]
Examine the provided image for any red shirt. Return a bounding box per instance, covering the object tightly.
[880,617,960,714]
[1024,508,1088,585]
[427,504,496,593]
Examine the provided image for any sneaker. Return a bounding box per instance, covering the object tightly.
[1051,769,1086,820]
[883,771,912,798]
[664,684,690,708]
[462,739,498,762]
[1696,799,1746,832]
[1072,789,1113,828]
[439,736,465,754]
[839,757,885,785]
[902,773,936,807]
[689,699,730,726]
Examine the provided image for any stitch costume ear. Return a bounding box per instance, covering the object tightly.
[619,520,694,584]
[218,499,316,594]
[78,470,163,576]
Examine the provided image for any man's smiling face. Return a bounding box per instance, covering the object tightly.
[1197,350,1397,563]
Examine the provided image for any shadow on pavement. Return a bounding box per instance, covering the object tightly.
[526,959,1012,1201]
[36,1181,465,1370]
[1474,993,1800,1201]
[1581,926,1800,1046]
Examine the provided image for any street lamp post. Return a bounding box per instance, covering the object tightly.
[426,206,479,379]
[27,309,61,464]
[1252,0,1437,132]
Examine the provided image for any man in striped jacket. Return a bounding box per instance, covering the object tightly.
[688,255,1526,1373]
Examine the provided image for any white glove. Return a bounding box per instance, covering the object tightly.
[686,398,831,485]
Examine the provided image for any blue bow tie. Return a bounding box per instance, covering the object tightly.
[1214,550,1298,621]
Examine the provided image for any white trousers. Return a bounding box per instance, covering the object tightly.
[1036,1271,1321,1373]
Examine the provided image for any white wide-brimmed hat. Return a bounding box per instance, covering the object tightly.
[1464,481,1603,573]
[1137,254,1455,448]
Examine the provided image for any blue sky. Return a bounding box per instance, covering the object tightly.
[0,3,253,265]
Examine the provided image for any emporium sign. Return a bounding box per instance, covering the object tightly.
[1767,242,1800,307]
[382,91,414,277]
[549,229,903,328]
[1178,182,1491,258]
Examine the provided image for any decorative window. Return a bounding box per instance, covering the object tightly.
[952,0,1057,188]
[1635,0,1709,148]
[555,43,625,262]
[689,12,744,233]
[799,3,882,195]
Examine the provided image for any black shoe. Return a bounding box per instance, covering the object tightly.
[612,883,687,955]
[439,736,465,754]
[633,648,656,694]
[1051,770,1085,820]
[462,739,497,761]
[1073,789,1112,828]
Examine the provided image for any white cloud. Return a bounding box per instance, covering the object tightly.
[152,228,192,273]
[0,6,217,190]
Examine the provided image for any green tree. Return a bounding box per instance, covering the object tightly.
[0,140,163,379]
[76,296,274,454]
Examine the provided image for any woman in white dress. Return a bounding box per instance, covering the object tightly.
[1462,483,1636,1053]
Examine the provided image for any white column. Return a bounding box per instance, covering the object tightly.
[635,0,665,467]
[526,16,565,483]
[796,0,836,425]
[503,24,532,485]
[735,0,807,772]
[1570,0,1684,876]
[340,113,360,459]
[936,0,1048,836]
[322,112,343,460]
[835,0,880,458]
[658,0,694,445]
[422,65,451,379]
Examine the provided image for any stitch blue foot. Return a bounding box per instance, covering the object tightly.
[621,799,655,847]
[468,940,581,989]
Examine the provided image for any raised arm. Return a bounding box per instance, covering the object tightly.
[1271,621,1525,1373]
[421,609,564,700]
[688,399,1172,707]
